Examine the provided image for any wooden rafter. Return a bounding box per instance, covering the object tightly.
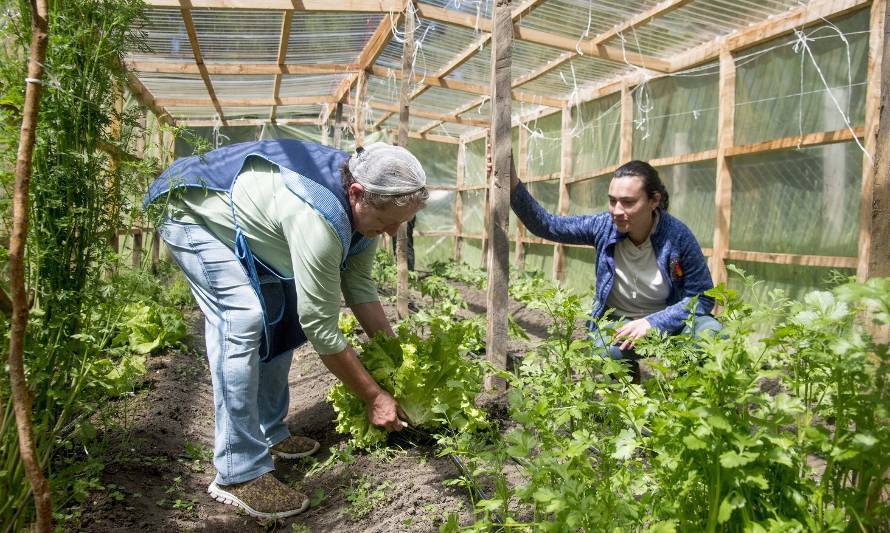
[179,0,226,125]
[591,0,694,47]
[156,96,335,106]
[127,61,360,75]
[146,0,405,11]
[179,117,318,127]
[357,99,489,126]
[270,9,293,122]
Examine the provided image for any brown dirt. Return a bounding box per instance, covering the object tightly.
[68,297,483,532]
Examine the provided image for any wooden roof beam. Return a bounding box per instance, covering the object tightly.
[179,0,226,125]
[124,70,174,126]
[180,117,319,127]
[157,96,335,106]
[145,0,405,11]
[270,9,293,122]
[126,61,361,75]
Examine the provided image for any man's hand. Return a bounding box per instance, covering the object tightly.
[613,318,652,351]
[367,390,408,433]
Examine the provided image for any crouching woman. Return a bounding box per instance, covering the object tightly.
[510,160,721,382]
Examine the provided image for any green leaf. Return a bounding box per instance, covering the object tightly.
[717,492,745,524]
[683,434,707,450]
[720,450,758,469]
[612,428,638,460]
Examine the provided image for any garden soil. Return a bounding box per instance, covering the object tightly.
[69,283,552,532]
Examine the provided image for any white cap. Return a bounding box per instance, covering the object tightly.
[347,142,426,195]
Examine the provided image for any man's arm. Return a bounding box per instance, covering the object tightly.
[320,345,406,432]
[350,300,395,339]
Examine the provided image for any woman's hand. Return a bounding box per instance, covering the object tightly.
[367,389,409,433]
[613,318,652,351]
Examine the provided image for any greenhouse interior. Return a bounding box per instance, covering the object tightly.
[1,0,888,531]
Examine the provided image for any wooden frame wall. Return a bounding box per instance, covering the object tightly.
[416,1,883,283]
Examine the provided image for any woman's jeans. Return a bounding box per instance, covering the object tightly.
[159,218,293,485]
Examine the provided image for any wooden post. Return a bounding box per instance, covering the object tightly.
[858,0,887,281]
[481,131,492,266]
[620,82,634,163]
[514,123,528,269]
[454,140,466,262]
[552,107,572,282]
[485,0,513,391]
[395,3,415,320]
[354,69,368,146]
[151,230,161,274]
[709,48,736,285]
[333,102,344,150]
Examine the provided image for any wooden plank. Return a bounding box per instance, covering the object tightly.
[415,230,457,237]
[727,127,863,157]
[151,231,161,274]
[354,69,367,145]
[132,231,143,268]
[146,0,405,11]
[362,100,490,126]
[591,0,694,47]
[709,49,736,285]
[269,10,293,122]
[567,163,622,184]
[178,117,319,127]
[859,0,888,280]
[620,82,633,162]
[125,71,174,125]
[333,102,343,149]
[514,123,528,269]
[157,95,334,106]
[179,1,226,125]
[454,141,466,261]
[512,51,573,88]
[670,0,869,72]
[396,4,414,320]
[552,107,572,282]
[331,13,401,115]
[486,0,512,390]
[408,131,461,144]
[126,60,359,75]
[649,149,718,168]
[727,250,858,268]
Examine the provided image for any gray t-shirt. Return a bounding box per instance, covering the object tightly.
[605,212,669,320]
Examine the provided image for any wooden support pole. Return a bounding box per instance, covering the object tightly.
[858,0,888,281]
[710,49,736,285]
[485,0,513,391]
[620,82,634,163]
[354,69,367,146]
[132,230,143,269]
[481,132,492,265]
[396,3,415,320]
[454,140,466,262]
[552,107,572,283]
[333,102,344,150]
[151,230,161,274]
[514,123,528,270]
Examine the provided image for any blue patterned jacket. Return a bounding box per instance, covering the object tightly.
[511,182,715,334]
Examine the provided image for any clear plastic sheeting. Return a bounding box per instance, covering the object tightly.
[571,94,621,175]
[139,74,207,99]
[519,56,632,99]
[414,236,456,269]
[464,138,488,187]
[727,261,855,304]
[729,142,862,257]
[286,12,385,65]
[130,8,194,61]
[190,9,282,63]
[407,138,458,186]
[274,104,325,119]
[567,175,610,216]
[426,122,481,139]
[366,75,403,106]
[279,74,350,98]
[525,113,562,178]
[460,190,485,235]
[633,64,719,160]
[376,18,480,75]
[734,9,869,146]
[419,0,492,20]
[527,180,560,214]
[174,126,260,157]
[523,243,555,277]
[209,75,275,99]
[517,0,661,43]
[461,238,484,268]
[260,124,327,143]
[415,190,456,232]
[617,0,805,58]
[658,161,717,247]
[563,246,598,297]
[411,86,482,115]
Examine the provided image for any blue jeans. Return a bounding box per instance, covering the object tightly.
[159,218,293,485]
[591,314,723,361]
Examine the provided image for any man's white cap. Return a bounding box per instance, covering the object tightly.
[347,142,426,195]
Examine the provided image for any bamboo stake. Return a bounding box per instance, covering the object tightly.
[395,3,415,320]
[485,0,513,390]
[8,1,53,530]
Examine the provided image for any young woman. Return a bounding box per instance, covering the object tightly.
[146,140,426,518]
[510,160,721,381]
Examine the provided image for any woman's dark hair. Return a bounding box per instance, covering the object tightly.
[613,160,669,211]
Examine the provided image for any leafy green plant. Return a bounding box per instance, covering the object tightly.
[344,476,392,520]
[328,316,488,449]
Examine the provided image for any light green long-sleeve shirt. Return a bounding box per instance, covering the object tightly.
[168,156,378,355]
